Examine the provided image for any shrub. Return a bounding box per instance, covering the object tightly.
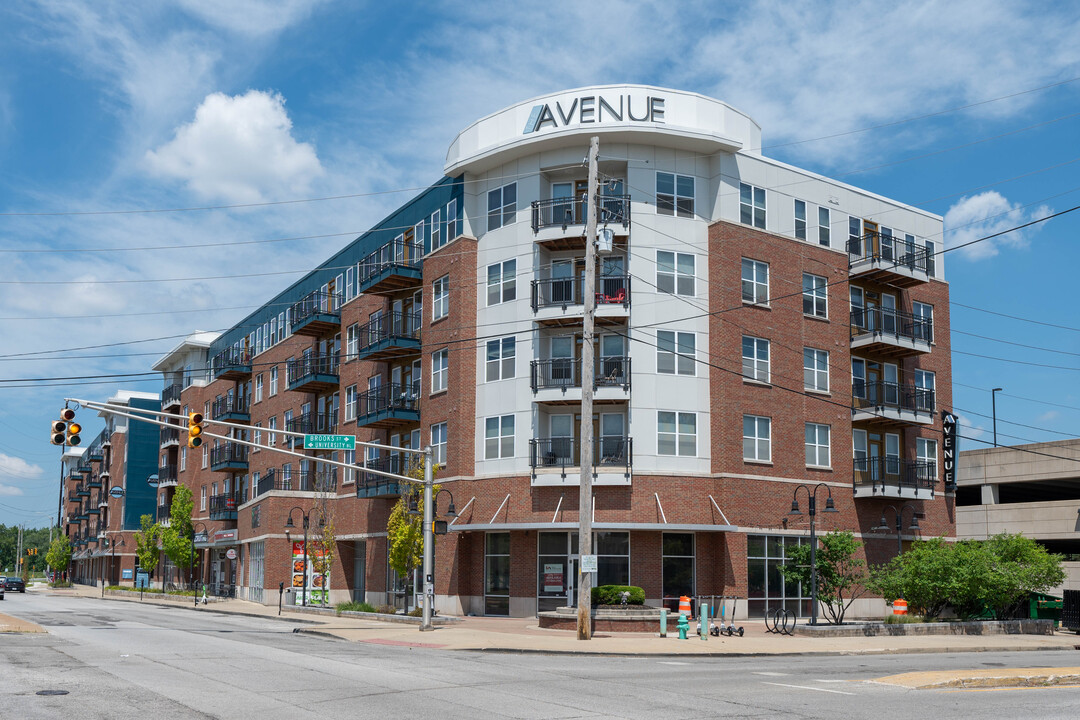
[48,581,72,588]
[336,601,377,615]
[591,585,645,606]
[375,604,398,615]
[883,613,927,624]
[406,608,423,617]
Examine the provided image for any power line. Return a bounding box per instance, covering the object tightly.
[951,301,1080,333]
[952,349,1079,372]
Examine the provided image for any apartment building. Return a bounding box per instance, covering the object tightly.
[64,390,160,586]
[142,85,953,617]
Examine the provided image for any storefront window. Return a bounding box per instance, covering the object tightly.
[596,531,629,587]
[662,533,694,607]
[746,534,808,618]
[485,532,510,616]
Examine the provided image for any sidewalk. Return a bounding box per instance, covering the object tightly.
[44,583,1080,657]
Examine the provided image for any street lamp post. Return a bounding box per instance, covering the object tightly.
[873,504,921,556]
[992,387,1003,447]
[285,507,313,607]
[191,521,207,608]
[787,483,839,626]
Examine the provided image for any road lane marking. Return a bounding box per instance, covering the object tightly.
[752,671,789,676]
[658,661,693,665]
[762,682,855,695]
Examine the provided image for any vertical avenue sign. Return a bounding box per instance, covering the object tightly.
[304,434,356,451]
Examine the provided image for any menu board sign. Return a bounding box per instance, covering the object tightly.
[291,541,329,605]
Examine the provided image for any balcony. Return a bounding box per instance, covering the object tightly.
[77,463,92,476]
[531,275,631,326]
[156,505,171,524]
[290,290,343,337]
[255,468,337,496]
[355,383,420,429]
[77,483,91,497]
[530,357,631,404]
[852,381,935,426]
[68,485,81,502]
[86,435,105,461]
[531,195,631,249]
[850,307,932,358]
[286,353,340,393]
[357,237,423,295]
[286,413,338,447]
[86,504,100,515]
[98,493,109,509]
[162,382,183,408]
[211,395,250,423]
[529,436,632,484]
[208,493,241,521]
[160,425,181,448]
[354,312,421,362]
[853,457,936,500]
[158,464,179,488]
[87,475,103,489]
[210,443,249,472]
[355,454,414,498]
[847,232,932,287]
[212,347,252,381]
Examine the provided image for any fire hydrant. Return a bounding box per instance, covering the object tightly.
[677,612,690,639]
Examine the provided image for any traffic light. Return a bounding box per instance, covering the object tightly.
[53,408,81,445]
[67,419,82,446]
[187,411,204,448]
[50,420,66,445]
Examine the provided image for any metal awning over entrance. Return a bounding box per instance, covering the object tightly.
[450,522,737,532]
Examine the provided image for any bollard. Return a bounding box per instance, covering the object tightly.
[700,603,708,640]
[659,608,668,637]
[677,612,689,640]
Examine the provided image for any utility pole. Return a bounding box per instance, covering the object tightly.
[577,136,599,641]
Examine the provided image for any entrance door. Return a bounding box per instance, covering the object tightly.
[353,540,366,603]
[866,363,881,405]
[552,182,573,227]
[538,531,579,613]
[567,555,579,607]
[550,259,574,304]
[549,336,574,387]
[548,415,573,465]
[880,293,897,336]
[868,432,884,481]
[574,179,589,224]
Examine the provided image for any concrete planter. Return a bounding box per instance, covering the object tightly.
[538,606,664,632]
[794,619,1055,637]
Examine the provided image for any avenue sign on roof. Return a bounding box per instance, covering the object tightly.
[522,93,666,134]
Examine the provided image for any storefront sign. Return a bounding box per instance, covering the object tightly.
[580,554,598,573]
[226,548,237,560]
[109,486,125,499]
[122,569,133,580]
[524,93,665,134]
[291,541,329,605]
[193,531,209,544]
[942,410,958,488]
[543,563,564,593]
[213,530,237,543]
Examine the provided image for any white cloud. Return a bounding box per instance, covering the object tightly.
[0,485,25,497]
[0,453,43,481]
[176,0,326,37]
[144,90,324,203]
[1037,410,1061,425]
[944,191,1051,260]
[955,414,986,444]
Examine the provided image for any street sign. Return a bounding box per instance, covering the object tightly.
[580,554,598,573]
[109,486,125,499]
[146,474,159,488]
[226,548,237,560]
[304,434,356,450]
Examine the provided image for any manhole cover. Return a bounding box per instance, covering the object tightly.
[36,690,69,696]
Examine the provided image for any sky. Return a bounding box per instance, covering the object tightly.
[1,0,1079,528]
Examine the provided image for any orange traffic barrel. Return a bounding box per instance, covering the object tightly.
[893,598,908,615]
[679,596,692,615]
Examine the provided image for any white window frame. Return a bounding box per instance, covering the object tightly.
[656,250,695,296]
[345,385,357,421]
[430,208,442,249]
[740,182,766,229]
[254,374,263,403]
[804,348,830,393]
[269,366,278,396]
[431,348,448,393]
[743,415,771,462]
[742,336,770,384]
[487,260,517,306]
[657,410,697,456]
[487,183,516,231]
[346,323,359,360]
[268,416,277,447]
[656,171,695,218]
[200,486,206,511]
[818,207,831,247]
[805,423,831,468]
[486,337,516,382]
[917,438,938,481]
[431,422,447,465]
[484,415,515,459]
[446,198,458,239]
[794,199,807,240]
[741,258,769,304]
[433,275,449,321]
[180,446,187,472]
[802,273,828,318]
[656,330,695,375]
[913,301,934,343]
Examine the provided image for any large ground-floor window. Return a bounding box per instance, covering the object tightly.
[746,534,809,618]
[247,541,264,604]
[536,531,630,614]
[662,533,695,605]
[485,532,510,616]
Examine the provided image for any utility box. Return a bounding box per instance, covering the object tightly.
[1062,589,1080,632]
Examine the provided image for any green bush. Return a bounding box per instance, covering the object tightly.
[406,608,423,617]
[48,581,72,588]
[591,585,645,606]
[375,604,397,615]
[883,613,927,624]
[336,601,377,615]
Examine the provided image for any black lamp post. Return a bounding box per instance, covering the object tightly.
[100,536,125,597]
[436,489,457,518]
[873,504,920,556]
[191,521,208,608]
[787,483,839,626]
[991,387,1003,447]
[285,507,319,607]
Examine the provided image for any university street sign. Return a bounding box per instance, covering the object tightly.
[304,434,356,451]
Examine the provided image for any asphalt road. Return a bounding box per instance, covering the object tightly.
[2,592,1079,719]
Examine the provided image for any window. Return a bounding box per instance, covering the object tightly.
[913,301,934,342]
[345,385,357,421]
[487,182,516,231]
[802,273,827,318]
[446,199,458,239]
[269,366,278,396]
[342,449,355,485]
[803,348,830,393]
[268,416,277,446]
[740,182,766,228]
[746,535,808,618]
[485,532,510,616]
[253,423,262,450]
[433,275,449,320]
[657,330,695,375]
[915,369,935,411]
[180,446,187,472]
[487,260,517,305]
[656,172,694,218]
[429,208,442,249]
[200,486,207,511]
[254,374,263,403]
[741,258,769,304]
[202,445,208,468]
[924,239,936,277]
[917,438,938,481]
[431,422,447,465]
[486,337,515,382]
[346,323,359,360]
[810,209,827,249]
[742,336,770,383]
[794,199,807,240]
[431,348,448,393]
[658,411,696,456]
[743,415,771,462]
[656,251,695,296]
[805,423,831,467]
[662,533,695,602]
[485,415,514,459]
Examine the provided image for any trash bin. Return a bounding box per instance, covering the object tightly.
[1029,592,1062,627]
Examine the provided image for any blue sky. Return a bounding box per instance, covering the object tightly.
[1,0,1079,527]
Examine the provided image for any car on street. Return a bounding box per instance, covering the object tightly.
[0,581,5,600]
[1,576,24,593]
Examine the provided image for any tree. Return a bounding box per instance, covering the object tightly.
[869,536,957,619]
[133,514,162,575]
[780,531,868,625]
[311,472,337,607]
[386,462,440,611]
[45,533,72,578]
[160,486,195,581]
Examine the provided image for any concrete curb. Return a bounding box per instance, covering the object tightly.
[71,591,325,625]
[454,644,1079,658]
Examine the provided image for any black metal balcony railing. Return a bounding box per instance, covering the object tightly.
[286,353,339,386]
[853,457,936,493]
[87,474,103,488]
[255,468,337,495]
[286,412,338,436]
[156,505,171,522]
[850,307,933,345]
[531,194,631,233]
[160,425,181,446]
[68,487,80,502]
[529,436,633,476]
[847,232,932,274]
[86,432,106,461]
[358,237,424,286]
[162,382,183,407]
[77,483,90,497]
[530,357,631,391]
[853,381,935,416]
[356,454,416,497]
[355,311,421,359]
[212,346,252,378]
[531,275,631,311]
[208,493,241,520]
[289,290,343,334]
[158,464,178,485]
[356,382,420,421]
[210,443,249,469]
